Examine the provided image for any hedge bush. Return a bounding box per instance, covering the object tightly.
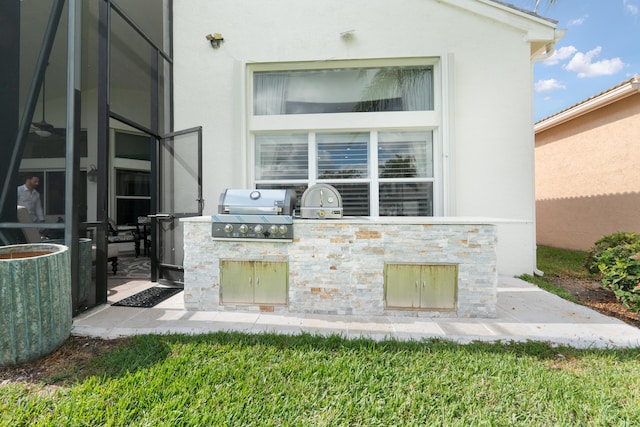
[585,231,640,274]
[586,232,640,312]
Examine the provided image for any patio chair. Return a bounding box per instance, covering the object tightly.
[132,216,151,257]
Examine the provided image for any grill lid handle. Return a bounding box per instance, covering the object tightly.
[147,213,175,221]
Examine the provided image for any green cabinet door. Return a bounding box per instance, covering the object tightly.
[220,260,288,305]
[385,263,421,308]
[385,263,457,310]
[220,260,254,304]
[420,264,457,310]
[254,261,288,304]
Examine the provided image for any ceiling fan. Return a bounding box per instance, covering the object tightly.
[30,74,65,138]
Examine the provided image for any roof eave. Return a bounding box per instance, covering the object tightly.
[440,0,558,29]
[439,0,559,58]
[535,76,640,133]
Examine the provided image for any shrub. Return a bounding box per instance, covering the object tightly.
[585,231,640,274]
[593,241,640,312]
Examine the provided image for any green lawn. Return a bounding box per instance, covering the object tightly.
[2,332,640,426]
[519,246,594,304]
[535,245,592,279]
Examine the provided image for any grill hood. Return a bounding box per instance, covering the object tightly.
[218,189,297,216]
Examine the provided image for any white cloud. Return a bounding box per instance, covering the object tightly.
[543,46,577,66]
[564,47,626,78]
[535,79,566,93]
[568,14,589,26]
[624,0,639,15]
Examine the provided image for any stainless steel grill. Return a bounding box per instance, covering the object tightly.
[212,189,296,241]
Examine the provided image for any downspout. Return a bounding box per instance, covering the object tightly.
[532,29,566,62]
[530,29,565,277]
[532,42,555,63]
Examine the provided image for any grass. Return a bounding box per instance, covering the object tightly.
[1,332,640,426]
[535,245,592,279]
[519,245,593,303]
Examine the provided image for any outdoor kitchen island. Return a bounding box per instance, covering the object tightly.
[182,216,498,318]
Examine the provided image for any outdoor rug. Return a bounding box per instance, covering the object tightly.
[112,286,182,308]
[117,255,151,279]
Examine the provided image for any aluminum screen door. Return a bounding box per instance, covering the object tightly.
[151,126,203,286]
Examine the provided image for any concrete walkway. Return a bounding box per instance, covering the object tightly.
[72,276,640,349]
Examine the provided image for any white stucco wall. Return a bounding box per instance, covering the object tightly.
[172,0,557,276]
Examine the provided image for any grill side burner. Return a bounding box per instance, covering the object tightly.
[213,189,296,241]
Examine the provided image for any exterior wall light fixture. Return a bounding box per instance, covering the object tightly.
[87,164,98,182]
[206,33,224,48]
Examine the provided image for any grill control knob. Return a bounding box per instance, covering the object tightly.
[269,225,278,234]
[278,225,288,235]
[254,224,264,233]
[239,224,249,234]
[224,224,234,233]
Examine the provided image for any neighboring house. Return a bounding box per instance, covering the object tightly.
[173,0,561,276]
[535,76,640,251]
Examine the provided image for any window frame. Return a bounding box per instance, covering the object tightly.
[247,58,444,217]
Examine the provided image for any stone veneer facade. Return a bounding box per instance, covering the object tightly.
[183,218,498,318]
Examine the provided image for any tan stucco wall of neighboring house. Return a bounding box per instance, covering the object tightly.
[535,90,640,251]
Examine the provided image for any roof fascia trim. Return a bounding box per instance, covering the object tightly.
[535,76,640,133]
[438,0,558,32]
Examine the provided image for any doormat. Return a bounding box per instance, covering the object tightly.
[112,286,182,308]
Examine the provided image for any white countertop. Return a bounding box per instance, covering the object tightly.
[181,215,531,225]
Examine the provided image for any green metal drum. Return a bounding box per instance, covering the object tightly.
[0,243,72,366]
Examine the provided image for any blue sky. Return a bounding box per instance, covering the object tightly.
[507,0,640,121]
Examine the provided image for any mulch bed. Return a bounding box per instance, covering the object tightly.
[0,335,129,388]
[545,276,640,329]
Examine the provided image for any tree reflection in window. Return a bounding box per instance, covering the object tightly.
[379,154,417,178]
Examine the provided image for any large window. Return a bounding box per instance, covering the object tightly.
[254,66,433,115]
[115,131,151,161]
[113,130,151,224]
[251,60,439,216]
[255,131,433,216]
[115,169,150,225]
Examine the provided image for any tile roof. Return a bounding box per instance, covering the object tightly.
[488,0,558,24]
[535,75,640,128]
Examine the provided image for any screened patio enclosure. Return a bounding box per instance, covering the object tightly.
[0,0,180,314]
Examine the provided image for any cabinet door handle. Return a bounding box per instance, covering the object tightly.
[249,276,253,288]
[256,277,260,287]
[415,280,418,290]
